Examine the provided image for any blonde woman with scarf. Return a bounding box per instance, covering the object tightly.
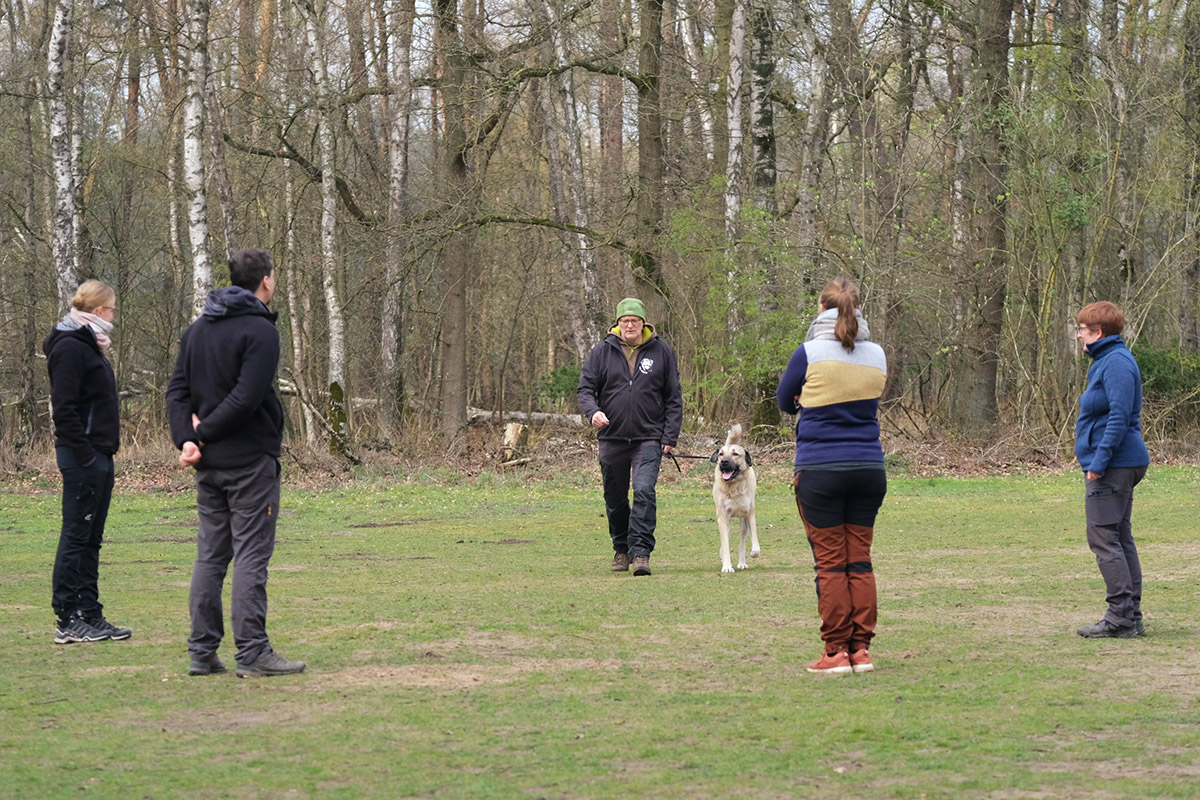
[43,279,131,645]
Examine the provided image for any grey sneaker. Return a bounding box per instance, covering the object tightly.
[632,555,652,576]
[189,655,228,676]
[1077,619,1137,639]
[84,615,132,641]
[236,650,307,678]
[54,613,110,644]
[612,552,630,572]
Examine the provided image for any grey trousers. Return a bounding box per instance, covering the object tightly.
[1084,466,1147,628]
[189,454,280,665]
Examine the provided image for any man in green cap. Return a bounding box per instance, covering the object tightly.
[577,297,683,576]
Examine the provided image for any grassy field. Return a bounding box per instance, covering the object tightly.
[2,462,1199,799]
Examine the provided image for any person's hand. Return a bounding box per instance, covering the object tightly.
[179,441,202,469]
[1086,470,1102,481]
[591,411,610,429]
[662,444,675,454]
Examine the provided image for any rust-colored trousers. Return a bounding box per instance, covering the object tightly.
[794,467,886,648]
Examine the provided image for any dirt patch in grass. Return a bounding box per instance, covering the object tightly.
[310,657,622,690]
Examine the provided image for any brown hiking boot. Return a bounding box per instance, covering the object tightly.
[612,552,630,572]
[632,555,652,576]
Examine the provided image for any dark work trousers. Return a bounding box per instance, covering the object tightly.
[52,447,115,621]
[598,439,663,558]
[1084,466,1147,629]
[189,454,281,666]
[795,467,887,649]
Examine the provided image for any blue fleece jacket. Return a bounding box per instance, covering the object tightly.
[776,310,887,466]
[1075,335,1150,474]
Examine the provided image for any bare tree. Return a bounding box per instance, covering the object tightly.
[299,0,351,454]
[47,0,77,312]
[183,0,213,317]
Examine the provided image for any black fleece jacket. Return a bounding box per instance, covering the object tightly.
[44,325,120,465]
[166,287,285,469]
[577,327,683,447]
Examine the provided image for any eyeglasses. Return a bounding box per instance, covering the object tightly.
[618,318,643,326]
[1075,325,1092,333]
[98,306,118,314]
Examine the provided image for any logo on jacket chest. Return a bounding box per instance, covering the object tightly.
[638,357,654,375]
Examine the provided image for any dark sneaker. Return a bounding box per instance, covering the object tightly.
[84,615,132,641]
[1134,619,1145,637]
[53,614,110,645]
[807,648,853,675]
[612,552,630,572]
[236,650,307,678]
[189,655,228,676]
[632,555,651,576]
[1077,619,1137,639]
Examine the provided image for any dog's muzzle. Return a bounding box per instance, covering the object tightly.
[719,460,740,481]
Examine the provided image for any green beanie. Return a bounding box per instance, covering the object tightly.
[615,297,647,322]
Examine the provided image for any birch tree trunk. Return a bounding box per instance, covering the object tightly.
[535,0,603,362]
[48,0,77,313]
[381,0,416,432]
[723,0,746,241]
[283,161,320,447]
[183,0,213,318]
[301,0,351,455]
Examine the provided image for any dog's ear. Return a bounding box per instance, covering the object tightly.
[744,449,753,467]
[710,449,720,463]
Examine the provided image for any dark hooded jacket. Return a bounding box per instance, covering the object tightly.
[577,325,683,446]
[166,286,285,470]
[43,323,120,465]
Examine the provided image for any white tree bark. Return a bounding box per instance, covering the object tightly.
[681,0,713,160]
[183,0,213,318]
[283,161,320,448]
[536,0,602,362]
[382,0,416,430]
[47,0,77,313]
[301,0,349,451]
[723,0,746,242]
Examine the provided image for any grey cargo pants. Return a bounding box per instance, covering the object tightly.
[189,454,280,666]
[1084,465,1147,629]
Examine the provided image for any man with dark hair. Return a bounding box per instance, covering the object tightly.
[166,248,305,678]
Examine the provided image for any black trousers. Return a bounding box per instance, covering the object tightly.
[52,447,115,621]
[598,439,663,558]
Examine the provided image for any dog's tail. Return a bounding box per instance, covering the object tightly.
[725,423,744,446]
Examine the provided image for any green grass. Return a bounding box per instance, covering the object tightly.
[2,465,1199,799]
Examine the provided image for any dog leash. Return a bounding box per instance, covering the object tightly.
[665,452,712,472]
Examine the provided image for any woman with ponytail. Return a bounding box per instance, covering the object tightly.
[43,280,131,645]
[777,276,888,675]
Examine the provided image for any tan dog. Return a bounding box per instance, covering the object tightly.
[712,424,760,573]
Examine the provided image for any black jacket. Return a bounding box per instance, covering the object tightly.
[166,287,285,469]
[577,327,683,446]
[44,324,120,465]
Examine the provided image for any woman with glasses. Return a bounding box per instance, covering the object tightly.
[1073,302,1150,639]
[44,280,131,645]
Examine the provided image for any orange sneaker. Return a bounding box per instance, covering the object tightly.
[849,648,874,673]
[806,648,852,674]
